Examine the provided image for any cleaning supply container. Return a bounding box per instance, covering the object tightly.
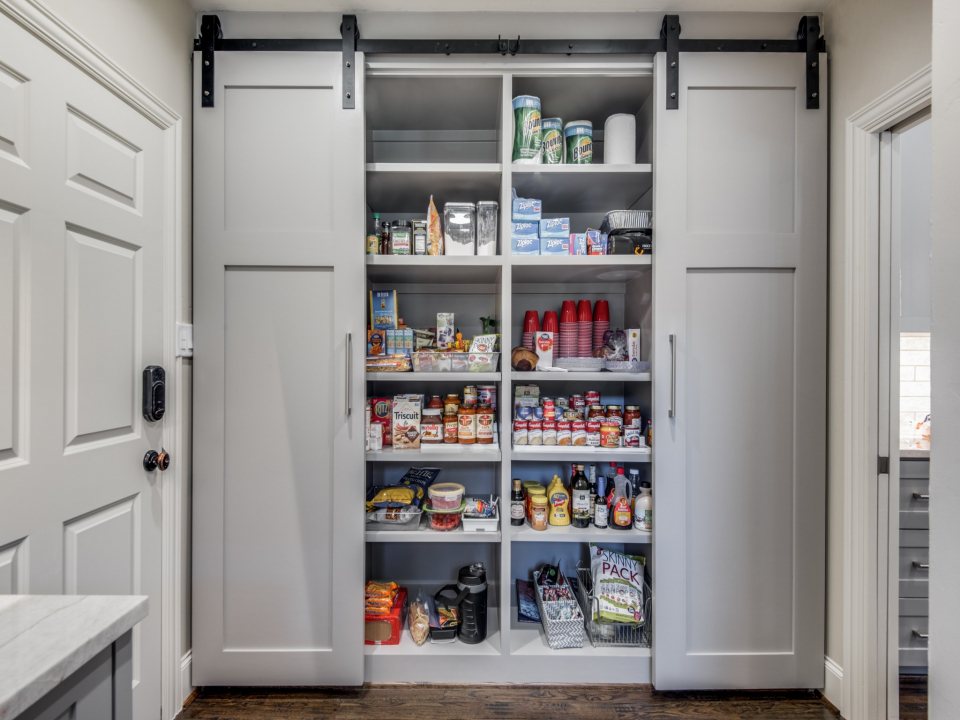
[512,95,542,163]
[564,121,593,164]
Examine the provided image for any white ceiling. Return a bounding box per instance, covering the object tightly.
[193,0,828,12]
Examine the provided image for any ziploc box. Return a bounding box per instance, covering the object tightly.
[512,222,540,255]
[511,191,542,222]
[369,289,398,330]
[392,394,422,449]
[569,233,588,255]
[436,313,455,349]
[540,236,568,255]
[539,217,570,238]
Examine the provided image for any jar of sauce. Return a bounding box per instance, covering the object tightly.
[587,404,605,421]
[624,405,642,429]
[427,395,443,410]
[443,413,459,444]
[457,405,477,444]
[476,404,495,444]
[530,495,549,531]
[422,408,443,444]
[600,420,621,448]
[444,394,461,416]
[606,405,624,428]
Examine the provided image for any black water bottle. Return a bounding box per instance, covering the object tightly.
[455,562,487,644]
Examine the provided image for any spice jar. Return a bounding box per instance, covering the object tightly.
[443,412,459,444]
[457,405,477,444]
[443,394,461,416]
[530,495,549,531]
[422,408,443,444]
[427,395,443,410]
[476,404,495,444]
[600,420,621,448]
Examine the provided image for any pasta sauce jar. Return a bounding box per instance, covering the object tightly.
[457,405,477,444]
[476,404,495,444]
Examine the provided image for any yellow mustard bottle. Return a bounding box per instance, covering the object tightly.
[547,474,571,526]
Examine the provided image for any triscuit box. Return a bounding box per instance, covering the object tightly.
[540,236,568,255]
[436,313,455,349]
[392,394,422,449]
[369,289,398,330]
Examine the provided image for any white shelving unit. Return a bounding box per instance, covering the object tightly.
[363,55,655,684]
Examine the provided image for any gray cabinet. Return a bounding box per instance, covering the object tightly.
[898,458,929,671]
[651,51,827,690]
[192,50,367,685]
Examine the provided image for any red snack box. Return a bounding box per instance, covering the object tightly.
[365,587,407,645]
[370,397,393,446]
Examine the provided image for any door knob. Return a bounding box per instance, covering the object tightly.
[143,448,170,472]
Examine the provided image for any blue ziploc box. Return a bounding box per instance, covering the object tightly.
[512,234,540,255]
[569,233,588,255]
[539,217,570,238]
[511,191,542,222]
[540,235,568,255]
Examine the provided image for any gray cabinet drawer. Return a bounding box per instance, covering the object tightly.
[900,529,929,548]
[900,597,928,616]
[900,478,930,510]
[900,510,929,530]
[899,548,929,579]
[900,647,928,668]
[900,578,929,598]
[899,459,930,479]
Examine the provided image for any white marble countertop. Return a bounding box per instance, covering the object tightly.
[0,595,147,720]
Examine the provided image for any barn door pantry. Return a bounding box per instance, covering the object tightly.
[652,51,827,689]
[192,50,366,685]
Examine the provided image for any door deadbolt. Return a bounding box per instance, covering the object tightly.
[143,448,170,472]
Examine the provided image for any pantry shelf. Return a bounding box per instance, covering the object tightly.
[366,371,502,382]
[365,163,502,213]
[509,619,651,658]
[511,524,651,544]
[365,609,502,657]
[511,447,651,463]
[510,371,650,383]
[510,166,653,213]
[367,446,502,462]
[510,254,650,284]
[366,254,502,284]
[365,528,501,543]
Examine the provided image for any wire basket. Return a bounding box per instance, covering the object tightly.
[575,566,652,648]
[532,570,585,650]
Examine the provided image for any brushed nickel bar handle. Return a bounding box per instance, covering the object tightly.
[346,333,352,417]
[669,334,677,419]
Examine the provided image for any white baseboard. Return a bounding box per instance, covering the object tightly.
[179,650,193,706]
[823,655,844,716]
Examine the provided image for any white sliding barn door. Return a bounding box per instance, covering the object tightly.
[0,12,167,719]
[192,51,366,685]
[652,52,827,689]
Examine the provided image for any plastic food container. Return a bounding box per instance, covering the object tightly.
[424,501,465,532]
[476,201,499,256]
[429,483,466,510]
[411,351,500,373]
[443,202,477,256]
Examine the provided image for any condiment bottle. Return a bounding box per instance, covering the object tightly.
[547,474,571,526]
[443,394,461,416]
[443,412,459,444]
[510,479,525,527]
[530,495,549,531]
[610,467,633,529]
[366,212,381,255]
[457,405,477,444]
[427,395,443,410]
[635,480,653,532]
[421,408,443,444]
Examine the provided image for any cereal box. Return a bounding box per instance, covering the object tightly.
[369,290,398,330]
[392,394,422,449]
[370,397,393,446]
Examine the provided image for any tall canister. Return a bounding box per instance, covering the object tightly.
[455,562,488,644]
[476,201,499,256]
[564,120,593,164]
[512,95,542,164]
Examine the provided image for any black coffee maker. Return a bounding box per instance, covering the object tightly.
[436,562,488,644]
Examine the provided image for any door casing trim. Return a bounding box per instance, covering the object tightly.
[0,1,187,717]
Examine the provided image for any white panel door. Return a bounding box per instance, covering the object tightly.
[0,12,166,719]
[192,51,366,685]
[652,52,827,689]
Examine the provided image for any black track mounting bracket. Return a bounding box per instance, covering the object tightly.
[199,14,222,108]
[341,14,358,109]
[661,15,680,110]
[799,15,822,109]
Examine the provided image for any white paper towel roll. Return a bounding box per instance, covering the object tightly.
[604,113,636,165]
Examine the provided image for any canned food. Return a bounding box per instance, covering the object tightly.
[570,394,585,412]
[532,406,544,421]
[542,419,557,446]
[624,426,642,448]
[478,385,497,410]
[527,419,543,446]
[557,420,572,446]
[586,419,602,447]
[563,408,580,422]
[517,406,533,421]
[585,390,601,406]
[463,385,478,408]
[513,419,529,446]
[572,419,587,446]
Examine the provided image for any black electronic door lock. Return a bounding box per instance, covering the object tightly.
[143,366,165,421]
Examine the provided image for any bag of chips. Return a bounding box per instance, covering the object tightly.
[589,544,646,625]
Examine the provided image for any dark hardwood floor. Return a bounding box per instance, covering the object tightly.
[181,685,841,719]
[900,675,928,720]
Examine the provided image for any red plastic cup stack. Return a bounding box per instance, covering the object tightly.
[522,310,540,351]
[558,301,577,359]
[577,300,593,357]
[593,300,610,354]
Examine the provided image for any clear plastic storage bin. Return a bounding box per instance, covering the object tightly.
[411,351,500,373]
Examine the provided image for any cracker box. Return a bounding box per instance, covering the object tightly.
[370,397,393,446]
[392,394,423,449]
[365,587,407,645]
[627,328,642,363]
[369,289,398,330]
[436,313,455,349]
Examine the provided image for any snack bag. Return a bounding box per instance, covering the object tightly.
[408,592,430,646]
[589,544,646,625]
